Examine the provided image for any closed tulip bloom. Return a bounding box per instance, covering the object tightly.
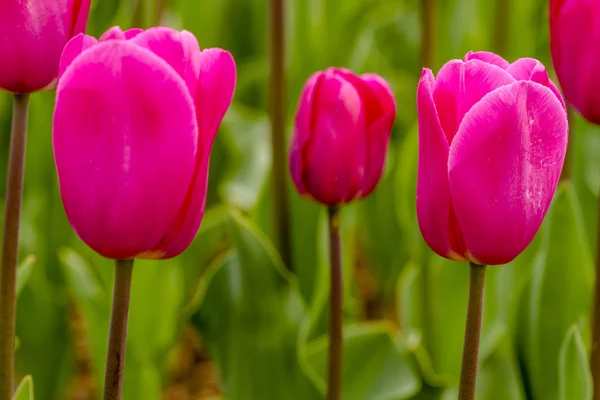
[289,68,396,206]
[550,0,600,123]
[0,0,91,93]
[417,52,568,265]
[52,26,236,260]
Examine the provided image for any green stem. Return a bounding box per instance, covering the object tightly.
[458,262,487,400]
[493,0,510,56]
[103,259,134,400]
[0,94,29,400]
[592,190,600,400]
[421,0,437,68]
[269,0,292,269]
[327,206,343,400]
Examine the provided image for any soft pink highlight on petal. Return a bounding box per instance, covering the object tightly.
[152,48,237,258]
[290,71,324,195]
[0,0,92,93]
[59,34,98,78]
[448,81,568,265]
[463,51,510,69]
[53,41,198,259]
[357,73,396,197]
[132,27,201,96]
[417,69,462,261]
[433,59,515,144]
[507,57,566,109]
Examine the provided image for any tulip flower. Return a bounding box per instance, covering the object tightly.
[417,51,568,400]
[289,68,396,206]
[53,26,235,400]
[0,0,92,94]
[289,67,395,400]
[417,51,568,266]
[550,0,600,124]
[53,26,236,261]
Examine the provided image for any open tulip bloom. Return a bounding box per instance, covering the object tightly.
[417,51,568,399]
[52,26,236,399]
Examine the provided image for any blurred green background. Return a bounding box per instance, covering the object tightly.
[0,0,596,399]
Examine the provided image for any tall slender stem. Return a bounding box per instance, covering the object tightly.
[493,0,510,56]
[327,206,343,400]
[154,0,166,25]
[0,94,29,400]
[592,188,600,399]
[103,259,134,400]
[458,262,487,400]
[269,0,291,269]
[421,0,437,68]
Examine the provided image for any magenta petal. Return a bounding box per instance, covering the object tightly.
[131,28,201,96]
[433,59,515,144]
[290,72,323,195]
[100,27,143,42]
[448,81,568,265]
[507,58,566,109]
[463,51,510,69]
[53,41,198,259]
[358,73,396,197]
[416,69,457,260]
[59,34,98,78]
[148,48,237,258]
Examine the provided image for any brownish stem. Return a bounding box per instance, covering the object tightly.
[458,262,487,400]
[103,259,134,400]
[592,190,600,400]
[0,94,29,400]
[154,0,166,25]
[421,0,437,68]
[493,0,510,56]
[269,0,292,269]
[327,206,342,400]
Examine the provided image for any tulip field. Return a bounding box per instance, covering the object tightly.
[0,0,598,399]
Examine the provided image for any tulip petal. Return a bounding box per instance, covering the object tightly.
[59,34,98,78]
[100,26,143,41]
[152,48,237,259]
[433,59,515,144]
[507,57,566,109]
[0,0,91,93]
[290,71,324,195]
[463,51,510,69]
[131,28,201,96]
[448,81,568,265]
[358,73,396,197]
[53,41,198,259]
[417,69,467,261]
[301,71,367,205]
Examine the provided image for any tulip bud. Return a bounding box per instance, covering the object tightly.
[550,0,600,123]
[417,52,568,265]
[52,27,236,260]
[289,68,396,206]
[0,0,92,94]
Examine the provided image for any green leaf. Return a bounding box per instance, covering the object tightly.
[12,375,33,400]
[558,325,592,400]
[16,255,35,297]
[305,324,421,399]
[519,183,594,400]
[193,208,319,400]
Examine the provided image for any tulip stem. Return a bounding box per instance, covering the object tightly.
[327,206,343,400]
[0,94,29,400]
[421,0,437,68]
[269,0,292,270]
[458,262,487,400]
[103,259,134,400]
[591,192,600,400]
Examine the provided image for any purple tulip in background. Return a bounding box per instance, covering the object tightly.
[550,0,600,123]
[52,26,236,260]
[289,68,396,206]
[417,51,568,265]
[0,0,92,94]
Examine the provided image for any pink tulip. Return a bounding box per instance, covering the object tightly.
[550,0,600,123]
[52,26,236,260]
[0,0,91,94]
[289,68,396,206]
[417,51,568,265]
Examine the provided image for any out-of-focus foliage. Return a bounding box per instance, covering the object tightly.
[1,0,596,399]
